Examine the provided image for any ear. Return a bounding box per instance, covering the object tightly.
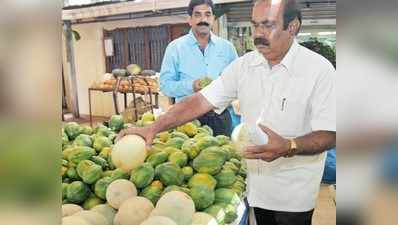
[187,16,193,26]
[288,18,300,35]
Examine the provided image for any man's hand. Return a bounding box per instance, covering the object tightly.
[193,80,202,92]
[244,125,290,162]
[115,126,157,148]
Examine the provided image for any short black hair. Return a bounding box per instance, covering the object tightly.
[188,0,215,16]
[283,0,302,32]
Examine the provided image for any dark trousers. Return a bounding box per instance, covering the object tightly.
[253,208,314,225]
[198,110,232,136]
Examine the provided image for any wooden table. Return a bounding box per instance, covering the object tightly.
[88,86,159,127]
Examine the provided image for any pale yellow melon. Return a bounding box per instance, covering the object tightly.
[141,216,177,225]
[91,204,117,225]
[150,191,195,225]
[118,196,154,225]
[74,210,108,225]
[106,179,137,209]
[62,216,91,225]
[112,135,147,172]
[62,204,83,217]
[191,212,218,225]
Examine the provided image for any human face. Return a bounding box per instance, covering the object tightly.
[188,4,215,37]
[251,0,294,63]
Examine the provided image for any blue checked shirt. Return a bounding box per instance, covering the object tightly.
[159,30,238,102]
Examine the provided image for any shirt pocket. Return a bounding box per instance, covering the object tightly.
[268,82,308,138]
[216,54,230,64]
[178,61,201,81]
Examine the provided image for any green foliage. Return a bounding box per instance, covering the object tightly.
[300,37,336,68]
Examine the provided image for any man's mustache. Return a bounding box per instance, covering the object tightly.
[254,37,270,46]
[197,22,210,27]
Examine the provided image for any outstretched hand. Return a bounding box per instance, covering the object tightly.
[193,80,202,92]
[244,124,290,162]
[115,126,157,149]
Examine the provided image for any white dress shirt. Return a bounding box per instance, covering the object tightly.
[200,39,336,212]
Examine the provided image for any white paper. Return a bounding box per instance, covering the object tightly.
[104,38,114,56]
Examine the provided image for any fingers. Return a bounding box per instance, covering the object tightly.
[244,146,266,158]
[244,151,277,162]
[260,156,278,162]
[145,144,153,151]
[145,136,154,147]
[244,144,281,162]
[115,127,136,143]
[193,80,202,92]
[245,145,269,154]
[115,129,126,143]
[193,80,198,92]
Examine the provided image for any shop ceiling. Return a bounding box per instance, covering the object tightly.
[62,0,248,23]
[62,0,336,26]
[226,0,336,26]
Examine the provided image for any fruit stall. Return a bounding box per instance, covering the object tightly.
[62,113,248,225]
[87,64,160,126]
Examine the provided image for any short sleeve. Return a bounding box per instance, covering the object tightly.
[310,65,336,132]
[200,60,240,114]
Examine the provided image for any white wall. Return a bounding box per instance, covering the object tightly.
[63,15,187,117]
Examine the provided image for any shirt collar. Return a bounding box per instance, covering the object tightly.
[250,39,300,72]
[280,39,299,70]
[187,29,217,46]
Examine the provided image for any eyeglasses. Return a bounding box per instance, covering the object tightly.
[251,21,277,32]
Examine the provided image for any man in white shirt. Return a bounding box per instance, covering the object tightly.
[117,0,336,224]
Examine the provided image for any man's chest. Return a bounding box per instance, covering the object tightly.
[238,67,316,137]
[177,46,231,78]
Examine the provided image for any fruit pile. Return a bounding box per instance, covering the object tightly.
[62,113,247,225]
[93,77,158,93]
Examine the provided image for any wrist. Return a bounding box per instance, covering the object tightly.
[283,139,290,156]
[284,138,298,158]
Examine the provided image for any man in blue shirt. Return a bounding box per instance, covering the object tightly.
[159,0,238,136]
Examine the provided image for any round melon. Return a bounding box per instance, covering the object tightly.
[151,191,195,225]
[230,123,250,154]
[112,135,147,172]
[231,123,269,154]
[62,204,83,217]
[91,204,117,225]
[118,196,154,225]
[106,179,137,209]
[140,216,177,225]
[191,212,218,225]
[62,216,91,225]
[74,210,108,225]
